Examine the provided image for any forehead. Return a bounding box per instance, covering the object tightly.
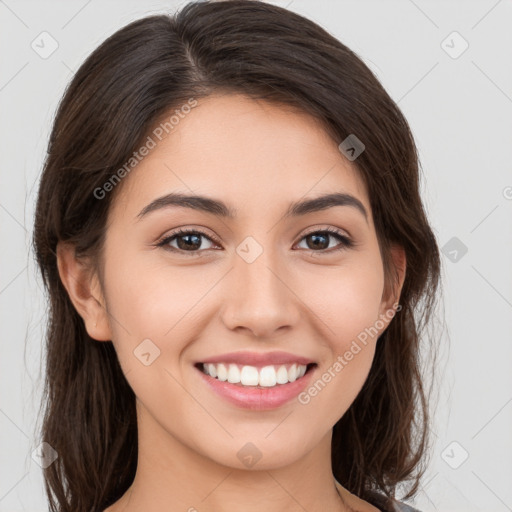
[111,93,370,221]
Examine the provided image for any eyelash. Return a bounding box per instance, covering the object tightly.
[155,227,354,256]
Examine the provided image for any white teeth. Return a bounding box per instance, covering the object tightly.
[207,363,217,378]
[288,363,297,382]
[216,363,228,381]
[259,365,277,387]
[276,365,288,384]
[201,362,310,387]
[227,363,241,383]
[240,365,259,386]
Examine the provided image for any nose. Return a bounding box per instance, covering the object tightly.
[220,247,301,338]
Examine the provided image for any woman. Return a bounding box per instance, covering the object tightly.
[33,1,441,511]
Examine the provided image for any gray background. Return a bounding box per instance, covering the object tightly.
[1,0,511,510]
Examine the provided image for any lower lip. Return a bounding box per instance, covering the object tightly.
[196,365,316,410]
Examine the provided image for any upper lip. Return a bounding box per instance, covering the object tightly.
[199,351,315,367]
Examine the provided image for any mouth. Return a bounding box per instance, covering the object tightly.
[194,362,317,389]
[193,350,318,410]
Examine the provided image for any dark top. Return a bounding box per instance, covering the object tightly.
[364,490,421,511]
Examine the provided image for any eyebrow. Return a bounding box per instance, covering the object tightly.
[136,191,368,223]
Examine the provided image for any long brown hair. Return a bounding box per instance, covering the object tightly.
[33,1,442,510]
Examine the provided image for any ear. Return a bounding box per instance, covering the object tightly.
[379,244,406,318]
[56,242,112,341]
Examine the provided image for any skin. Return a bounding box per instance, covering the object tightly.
[58,93,405,512]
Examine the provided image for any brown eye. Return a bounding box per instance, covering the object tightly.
[157,229,219,254]
[296,228,353,253]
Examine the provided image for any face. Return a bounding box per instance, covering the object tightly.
[87,93,403,471]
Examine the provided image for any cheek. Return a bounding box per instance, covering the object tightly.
[292,258,384,415]
[299,256,385,346]
[103,246,202,337]
[101,246,221,383]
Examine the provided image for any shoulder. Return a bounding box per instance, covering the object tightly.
[365,489,422,512]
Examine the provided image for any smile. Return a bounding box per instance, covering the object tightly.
[194,351,318,410]
[199,362,315,388]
